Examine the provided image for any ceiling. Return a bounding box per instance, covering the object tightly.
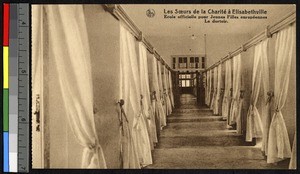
[121,4,295,38]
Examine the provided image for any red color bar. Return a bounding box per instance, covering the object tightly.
[3,3,10,46]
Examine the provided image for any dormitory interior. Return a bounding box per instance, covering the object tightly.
[31,4,296,169]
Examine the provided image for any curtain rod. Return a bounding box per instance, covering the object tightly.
[204,10,296,72]
[104,4,174,72]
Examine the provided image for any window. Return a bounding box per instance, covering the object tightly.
[179,74,192,87]
[174,55,204,69]
[183,57,187,68]
[186,80,190,87]
[190,57,195,68]
[195,57,199,68]
[202,57,206,68]
[182,80,186,87]
[190,57,194,63]
[179,57,186,69]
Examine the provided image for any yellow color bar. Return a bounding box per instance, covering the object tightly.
[3,46,9,88]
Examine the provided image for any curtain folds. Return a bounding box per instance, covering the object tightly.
[205,71,209,105]
[260,39,271,155]
[157,61,167,127]
[119,25,141,169]
[205,72,208,105]
[209,70,213,107]
[267,23,295,164]
[151,55,165,134]
[120,25,152,167]
[216,64,222,115]
[210,67,217,112]
[245,40,268,142]
[138,42,158,147]
[229,54,241,126]
[46,5,106,168]
[222,60,232,120]
[164,67,172,115]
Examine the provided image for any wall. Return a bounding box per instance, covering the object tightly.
[84,5,122,168]
[148,33,252,67]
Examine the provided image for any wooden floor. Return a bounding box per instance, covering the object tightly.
[146,94,290,169]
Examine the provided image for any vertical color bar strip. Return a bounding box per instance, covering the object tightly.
[3,3,10,173]
[3,3,10,46]
[3,47,9,89]
[3,132,9,172]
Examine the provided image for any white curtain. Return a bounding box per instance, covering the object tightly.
[222,60,232,120]
[236,95,244,134]
[46,5,106,168]
[216,64,222,115]
[205,72,208,105]
[244,39,271,147]
[210,67,218,113]
[152,57,166,130]
[267,23,295,163]
[119,25,140,169]
[157,61,167,127]
[208,70,212,106]
[151,55,165,133]
[245,40,268,142]
[138,42,158,147]
[260,40,271,155]
[167,70,172,112]
[120,25,152,167]
[164,67,172,115]
[229,54,241,127]
[168,71,175,108]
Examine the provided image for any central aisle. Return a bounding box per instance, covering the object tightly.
[146,94,290,169]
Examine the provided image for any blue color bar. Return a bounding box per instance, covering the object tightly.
[3,132,9,172]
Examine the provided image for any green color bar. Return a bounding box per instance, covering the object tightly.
[3,89,9,131]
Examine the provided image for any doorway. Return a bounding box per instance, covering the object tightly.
[179,73,194,94]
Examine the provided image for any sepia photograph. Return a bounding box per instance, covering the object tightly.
[31,4,296,169]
